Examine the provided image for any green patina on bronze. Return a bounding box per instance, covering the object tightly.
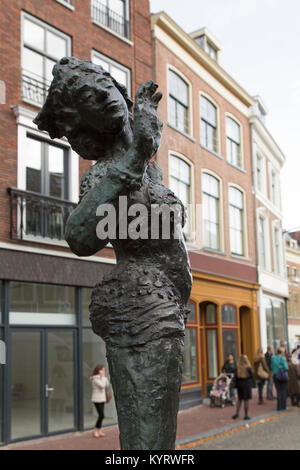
[34,57,192,450]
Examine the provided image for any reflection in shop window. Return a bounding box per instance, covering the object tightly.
[82,329,117,429]
[222,304,236,324]
[82,288,93,326]
[182,328,197,383]
[206,303,216,324]
[10,282,76,325]
[222,329,238,361]
[207,329,218,378]
[187,300,196,323]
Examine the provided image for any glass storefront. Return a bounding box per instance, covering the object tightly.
[265,296,287,350]
[182,328,197,383]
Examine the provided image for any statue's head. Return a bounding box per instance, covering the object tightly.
[34,56,133,160]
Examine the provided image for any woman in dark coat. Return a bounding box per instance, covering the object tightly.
[287,354,300,407]
[232,355,254,420]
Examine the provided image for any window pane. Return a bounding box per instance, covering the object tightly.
[222,305,237,324]
[93,55,109,71]
[24,19,45,51]
[25,137,42,193]
[222,330,238,362]
[11,331,41,440]
[207,330,218,378]
[182,328,198,383]
[82,288,92,326]
[82,329,117,429]
[10,282,76,325]
[48,331,75,433]
[169,96,177,128]
[206,303,216,324]
[187,301,196,323]
[201,96,216,126]
[46,59,56,83]
[110,65,127,87]
[46,31,67,59]
[48,145,65,198]
[169,70,188,106]
[23,48,43,79]
[273,299,286,349]
[109,0,125,17]
[226,117,240,143]
[265,297,274,347]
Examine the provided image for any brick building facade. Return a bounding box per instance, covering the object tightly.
[151,12,260,402]
[0,0,152,445]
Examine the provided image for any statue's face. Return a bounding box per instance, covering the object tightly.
[77,74,129,135]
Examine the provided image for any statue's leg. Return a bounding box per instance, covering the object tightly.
[106,335,184,450]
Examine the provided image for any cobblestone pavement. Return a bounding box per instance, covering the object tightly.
[193,408,300,450]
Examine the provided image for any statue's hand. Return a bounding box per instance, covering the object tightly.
[133,80,163,162]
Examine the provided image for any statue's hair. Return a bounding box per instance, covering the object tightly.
[34,56,133,159]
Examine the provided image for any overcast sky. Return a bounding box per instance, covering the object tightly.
[150,0,300,230]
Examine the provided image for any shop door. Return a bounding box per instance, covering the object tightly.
[10,328,77,442]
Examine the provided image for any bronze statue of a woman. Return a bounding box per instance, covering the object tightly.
[34,57,192,450]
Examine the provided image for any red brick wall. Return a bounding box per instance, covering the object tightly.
[154,37,257,272]
[0,0,152,252]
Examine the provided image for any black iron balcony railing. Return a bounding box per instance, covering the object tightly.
[8,188,76,242]
[22,71,51,107]
[91,0,131,40]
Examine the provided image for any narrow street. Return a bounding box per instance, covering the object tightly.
[193,409,300,450]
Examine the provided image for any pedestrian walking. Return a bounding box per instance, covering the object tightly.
[287,354,300,407]
[232,355,254,421]
[265,345,274,400]
[221,353,237,404]
[253,347,270,405]
[90,364,110,438]
[271,347,289,411]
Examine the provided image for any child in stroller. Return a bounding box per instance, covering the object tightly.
[210,373,234,408]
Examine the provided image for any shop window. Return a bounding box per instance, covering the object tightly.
[222,304,237,324]
[187,300,196,323]
[222,329,238,362]
[182,328,198,384]
[10,282,76,325]
[206,329,218,379]
[82,329,117,428]
[205,303,216,324]
[82,288,93,326]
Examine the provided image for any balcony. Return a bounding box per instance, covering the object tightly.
[8,188,76,243]
[22,71,51,107]
[91,0,131,40]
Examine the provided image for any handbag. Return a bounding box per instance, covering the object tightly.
[257,362,269,380]
[105,387,111,403]
[275,358,288,383]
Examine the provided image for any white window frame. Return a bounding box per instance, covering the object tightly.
[167,65,193,137]
[91,49,131,96]
[225,113,244,170]
[201,169,224,252]
[21,12,71,109]
[168,152,195,243]
[13,106,79,247]
[200,92,220,155]
[229,184,248,257]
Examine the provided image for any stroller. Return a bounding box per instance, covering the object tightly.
[209,373,234,408]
